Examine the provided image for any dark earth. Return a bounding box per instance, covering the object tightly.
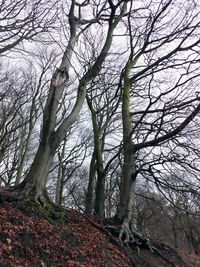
[0,189,199,266]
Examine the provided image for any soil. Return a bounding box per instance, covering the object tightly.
[0,189,199,266]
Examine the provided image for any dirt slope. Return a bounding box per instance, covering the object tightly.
[0,189,199,266]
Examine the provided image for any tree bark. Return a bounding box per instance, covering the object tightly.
[85,152,96,215]
[55,138,67,205]
[18,143,54,205]
[13,0,129,205]
[117,59,141,243]
[86,95,106,217]
[118,60,137,221]
[12,1,76,201]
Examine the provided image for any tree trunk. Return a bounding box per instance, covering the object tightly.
[55,138,67,205]
[171,220,178,249]
[105,178,112,218]
[85,152,96,214]
[15,124,33,185]
[118,60,137,222]
[12,0,128,206]
[18,143,55,205]
[94,169,106,217]
[118,147,136,220]
[12,1,76,202]
[86,95,106,217]
[117,60,140,243]
[15,70,42,186]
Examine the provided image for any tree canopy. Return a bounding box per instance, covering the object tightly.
[0,0,200,254]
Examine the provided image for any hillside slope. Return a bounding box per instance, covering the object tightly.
[0,189,199,266]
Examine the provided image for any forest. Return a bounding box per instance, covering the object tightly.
[0,0,200,258]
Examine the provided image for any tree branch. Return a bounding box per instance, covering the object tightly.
[133,102,200,151]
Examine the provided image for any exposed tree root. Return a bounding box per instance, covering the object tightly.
[0,188,19,203]
[106,224,153,251]
[76,213,138,266]
[105,222,187,266]
[4,183,56,209]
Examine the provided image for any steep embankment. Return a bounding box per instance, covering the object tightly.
[0,189,199,266]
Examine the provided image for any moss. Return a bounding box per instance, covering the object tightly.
[106,250,113,260]
[19,196,70,226]
[101,242,114,261]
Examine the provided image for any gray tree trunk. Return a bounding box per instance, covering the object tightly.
[85,152,96,214]
[15,0,128,205]
[55,137,67,205]
[19,143,54,204]
[117,59,140,242]
[86,95,106,217]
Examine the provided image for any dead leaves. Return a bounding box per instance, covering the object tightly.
[1,190,198,266]
[0,196,131,266]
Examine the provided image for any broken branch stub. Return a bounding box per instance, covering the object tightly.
[52,67,69,87]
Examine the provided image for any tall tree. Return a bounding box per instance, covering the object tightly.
[86,87,120,216]
[0,0,57,54]
[12,0,129,205]
[117,0,200,243]
[84,55,122,216]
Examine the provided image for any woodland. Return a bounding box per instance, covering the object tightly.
[0,0,200,264]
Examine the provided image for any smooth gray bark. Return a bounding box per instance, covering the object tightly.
[85,152,96,214]
[16,0,129,204]
[55,138,67,205]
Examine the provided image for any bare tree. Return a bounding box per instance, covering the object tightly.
[0,47,57,187]
[135,181,200,255]
[53,128,89,205]
[85,74,121,216]
[0,0,57,54]
[11,0,129,205]
[0,66,37,185]
[116,0,200,244]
